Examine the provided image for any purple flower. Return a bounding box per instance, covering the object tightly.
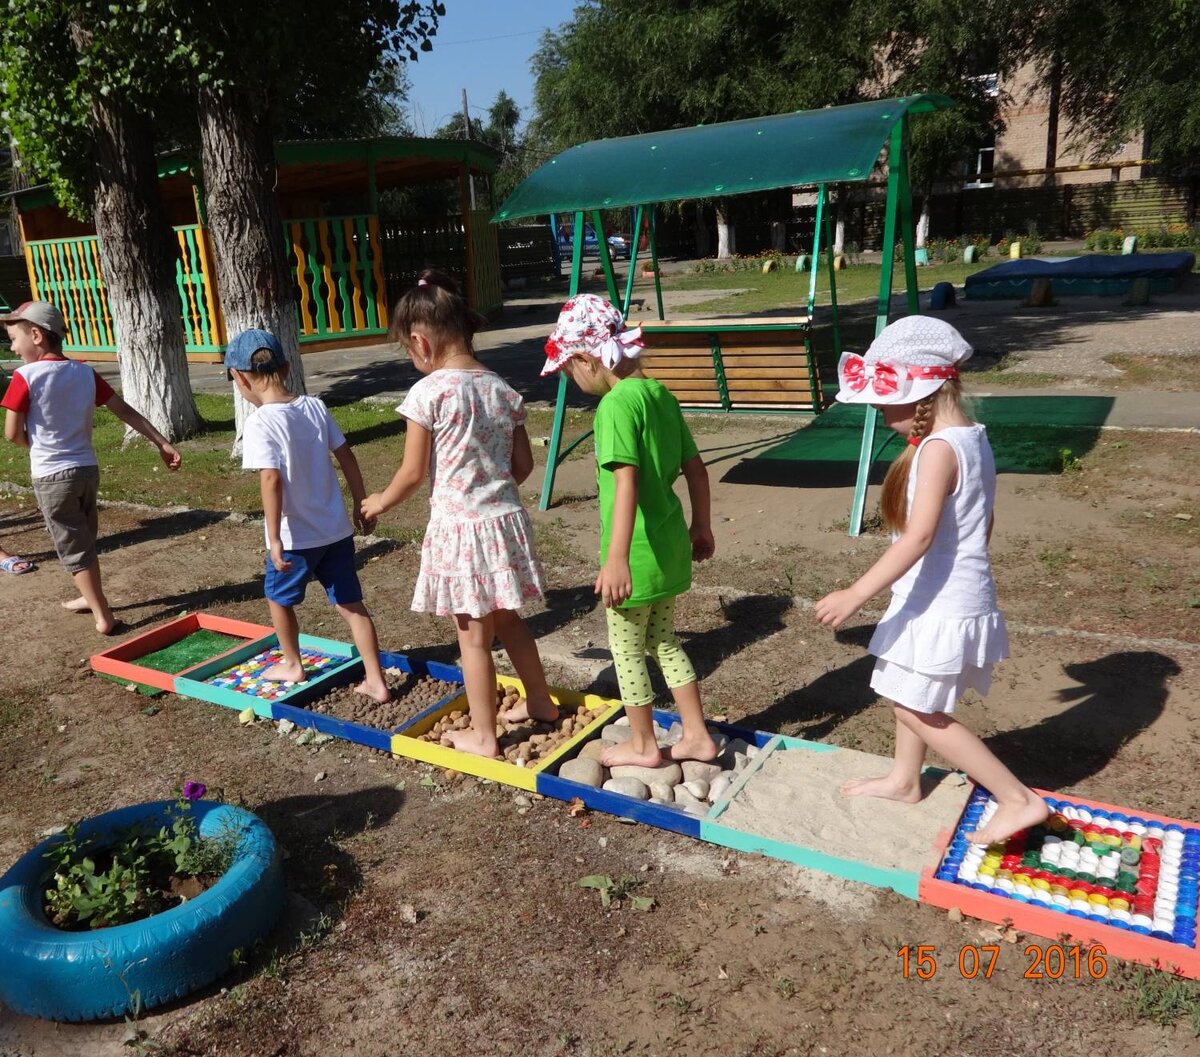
[182,781,207,802]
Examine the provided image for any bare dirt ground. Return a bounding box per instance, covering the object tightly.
[2,340,1200,1054]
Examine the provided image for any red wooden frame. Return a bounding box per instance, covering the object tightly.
[919,786,1200,980]
[90,613,272,693]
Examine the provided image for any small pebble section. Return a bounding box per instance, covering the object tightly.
[206,647,340,702]
[938,788,1200,947]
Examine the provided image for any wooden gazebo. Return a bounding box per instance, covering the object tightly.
[9,137,503,362]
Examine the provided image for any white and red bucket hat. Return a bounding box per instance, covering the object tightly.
[542,294,643,376]
[835,315,972,405]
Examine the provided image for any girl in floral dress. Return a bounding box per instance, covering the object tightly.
[362,270,557,758]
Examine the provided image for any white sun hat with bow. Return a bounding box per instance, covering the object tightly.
[835,315,972,405]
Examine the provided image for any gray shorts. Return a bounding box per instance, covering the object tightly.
[33,466,101,574]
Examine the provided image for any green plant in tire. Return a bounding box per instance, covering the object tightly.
[41,781,242,929]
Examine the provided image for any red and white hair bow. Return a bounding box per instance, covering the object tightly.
[837,352,957,400]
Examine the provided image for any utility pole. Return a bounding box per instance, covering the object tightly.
[461,88,476,211]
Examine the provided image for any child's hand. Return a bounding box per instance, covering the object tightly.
[159,443,182,471]
[354,507,377,536]
[595,558,632,608]
[269,540,293,574]
[690,524,715,561]
[360,494,386,522]
[814,588,864,630]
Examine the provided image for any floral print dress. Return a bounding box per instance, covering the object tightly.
[398,369,545,618]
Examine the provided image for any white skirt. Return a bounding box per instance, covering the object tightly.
[870,657,994,715]
[411,509,546,618]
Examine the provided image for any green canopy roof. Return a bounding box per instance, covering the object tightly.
[494,94,952,221]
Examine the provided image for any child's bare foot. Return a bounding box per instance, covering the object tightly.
[354,679,391,704]
[62,597,91,613]
[96,615,122,636]
[445,728,500,758]
[668,732,720,763]
[262,661,306,683]
[601,741,664,768]
[500,696,560,723]
[840,774,922,802]
[964,792,1050,846]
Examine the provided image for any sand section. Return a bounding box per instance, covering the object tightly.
[715,745,971,874]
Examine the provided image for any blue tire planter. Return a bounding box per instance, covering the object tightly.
[0,800,285,1022]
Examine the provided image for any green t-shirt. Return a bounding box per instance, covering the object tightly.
[594,376,699,608]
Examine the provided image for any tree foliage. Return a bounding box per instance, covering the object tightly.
[875,0,1023,189]
[0,1,436,217]
[167,1,441,134]
[1030,0,1200,167]
[0,0,190,217]
[530,0,881,151]
[436,90,531,207]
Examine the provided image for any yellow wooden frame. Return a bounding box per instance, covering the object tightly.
[391,674,622,791]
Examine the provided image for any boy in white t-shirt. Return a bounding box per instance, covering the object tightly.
[228,328,390,702]
[1,301,182,632]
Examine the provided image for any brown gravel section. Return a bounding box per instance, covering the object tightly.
[307,670,461,731]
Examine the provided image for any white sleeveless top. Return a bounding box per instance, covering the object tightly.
[868,425,1009,674]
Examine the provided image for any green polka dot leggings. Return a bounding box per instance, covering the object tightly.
[605,597,696,707]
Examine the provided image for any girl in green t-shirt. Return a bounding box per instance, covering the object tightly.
[543,294,719,769]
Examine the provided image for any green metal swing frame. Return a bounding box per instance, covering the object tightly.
[493,94,953,535]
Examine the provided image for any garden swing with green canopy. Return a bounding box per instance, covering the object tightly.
[493,93,953,536]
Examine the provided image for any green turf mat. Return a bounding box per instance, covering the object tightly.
[756,396,1114,474]
[97,629,247,697]
[138,629,244,674]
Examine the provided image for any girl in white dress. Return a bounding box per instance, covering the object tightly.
[815,316,1049,847]
[362,270,556,758]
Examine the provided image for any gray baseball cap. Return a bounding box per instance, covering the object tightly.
[0,301,66,338]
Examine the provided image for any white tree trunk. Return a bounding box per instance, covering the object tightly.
[834,218,845,256]
[770,220,786,253]
[87,90,199,443]
[716,222,734,259]
[916,200,931,249]
[197,85,306,454]
[715,199,735,259]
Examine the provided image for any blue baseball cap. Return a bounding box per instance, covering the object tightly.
[224,329,286,375]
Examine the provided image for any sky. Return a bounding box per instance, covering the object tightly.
[405,0,579,136]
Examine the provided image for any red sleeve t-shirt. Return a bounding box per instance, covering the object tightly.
[0,359,113,477]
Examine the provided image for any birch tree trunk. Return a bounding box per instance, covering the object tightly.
[85,85,200,442]
[196,84,306,453]
[715,199,736,259]
[916,198,931,249]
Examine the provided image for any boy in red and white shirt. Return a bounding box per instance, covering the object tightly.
[1,301,182,633]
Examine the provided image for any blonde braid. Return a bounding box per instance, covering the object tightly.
[909,394,935,445]
[880,394,937,533]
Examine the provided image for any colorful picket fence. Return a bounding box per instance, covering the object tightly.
[24,217,393,358]
[24,236,116,353]
[285,215,390,343]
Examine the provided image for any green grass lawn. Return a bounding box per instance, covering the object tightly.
[0,394,410,513]
[660,259,993,315]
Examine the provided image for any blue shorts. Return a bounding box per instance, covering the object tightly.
[264,535,363,607]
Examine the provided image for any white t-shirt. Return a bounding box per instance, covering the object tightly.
[241,395,353,550]
[0,358,114,478]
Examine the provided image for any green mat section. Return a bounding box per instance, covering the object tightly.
[99,629,245,697]
[757,396,1114,474]
[139,630,244,674]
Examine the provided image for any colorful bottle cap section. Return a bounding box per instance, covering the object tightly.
[936,789,1200,947]
[206,647,340,701]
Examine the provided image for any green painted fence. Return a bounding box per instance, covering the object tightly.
[24,215,393,357]
[285,215,389,343]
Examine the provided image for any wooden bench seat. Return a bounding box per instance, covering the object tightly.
[638,316,825,412]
